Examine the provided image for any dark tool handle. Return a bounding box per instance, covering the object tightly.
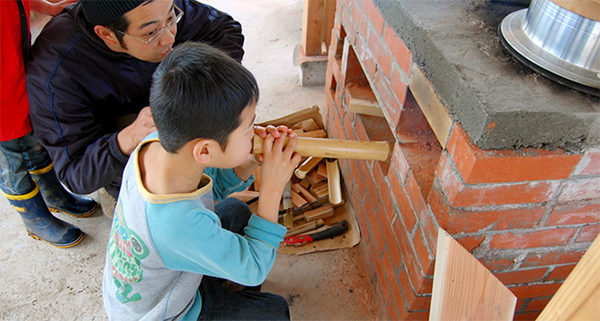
[309,220,348,241]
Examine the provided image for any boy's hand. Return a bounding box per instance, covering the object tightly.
[253,125,294,163]
[257,128,301,223]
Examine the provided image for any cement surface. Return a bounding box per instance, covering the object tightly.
[374,0,600,151]
[0,1,377,320]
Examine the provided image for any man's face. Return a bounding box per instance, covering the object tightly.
[118,0,178,63]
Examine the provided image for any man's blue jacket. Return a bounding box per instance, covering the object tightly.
[26,0,244,197]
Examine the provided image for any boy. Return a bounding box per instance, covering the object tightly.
[102,42,301,320]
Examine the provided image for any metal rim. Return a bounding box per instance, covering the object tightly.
[500,9,600,90]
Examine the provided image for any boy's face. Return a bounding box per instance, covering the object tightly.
[217,103,257,168]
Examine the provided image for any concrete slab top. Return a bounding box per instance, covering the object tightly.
[374,0,600,152]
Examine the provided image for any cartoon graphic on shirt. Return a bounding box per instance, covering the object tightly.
[108,200,149,304]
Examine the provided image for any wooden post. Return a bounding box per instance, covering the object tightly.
[536,233,600,321]
[301,0,336,56]
[430,228,516,321]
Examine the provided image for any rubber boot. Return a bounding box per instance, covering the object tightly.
[3,184,85,248]
[29,163,97,217]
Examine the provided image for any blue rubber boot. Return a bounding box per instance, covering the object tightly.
[4,184,85,248]
[29,163,97,217]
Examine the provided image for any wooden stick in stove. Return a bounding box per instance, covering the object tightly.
[253,135,390,161]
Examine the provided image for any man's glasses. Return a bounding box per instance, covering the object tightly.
[116,5,183,45]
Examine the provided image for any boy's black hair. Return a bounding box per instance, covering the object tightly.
[150,42,259,153]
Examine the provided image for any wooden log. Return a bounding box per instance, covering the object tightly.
[253,135,391,161]
[293,183,317,203]
[310,181,329,199]
[326,159,343,206]
[291,190,307,208]
[303,204,334,221]
[292,118,321,131]
[257,105,323,129]
[285,219,324,238]
[295,156,323,179]
[306,169,325,186]
[316,162,327,179]
[298,129,327,138]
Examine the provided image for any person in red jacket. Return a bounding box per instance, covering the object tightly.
[0,0,97,248]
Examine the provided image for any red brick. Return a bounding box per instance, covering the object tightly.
[447,125,581,184]
[406,172,426,218]
[374,164,395,221]
[394,219,432,294]
[359,0,384,35]
[515,299,527,313]
[388,300,400,321]
[495,268,548,285]
[481,257,515,271]
[435,152,463,203]
[558,177,600,202]
[490,228,576,250]
[418,208,440,258]
[576,224,600,243]
[391,142,410,184]
[384,24,412,76]
[508,282,562,299]
[386,228,404,270]
[351,0,368,39]
[365,198,384,256]
[343,112,354,140]
[368,31,392,78]
[524,298,551,312]
[547,201,600,226]
[374,71,402,129]
[573,148,600,175]
[363,171,379,212]
[382,250,397,300]
[546,264,576,281]
[513,311,542,320]
[399,310,429,321]
[358,159,369,197]
[390,170,416,232]
[522,249,586,267]
[354,37,376,77]
[413,228,434,275]
[428,183,450,229]
[446,206,546,234]
[396,265,413,306]
[451,180,559,207]
[454,235,485,252]
[390,65,409,105]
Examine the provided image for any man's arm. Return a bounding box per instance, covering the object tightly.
[176,0,244,62]
[27,70,129,195]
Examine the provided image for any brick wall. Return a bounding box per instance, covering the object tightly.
[324,0,600,319]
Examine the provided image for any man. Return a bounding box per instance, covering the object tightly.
[26,0,244,199]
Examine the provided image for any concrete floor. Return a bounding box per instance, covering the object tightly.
[0,1,377,320]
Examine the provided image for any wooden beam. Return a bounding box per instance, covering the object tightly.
[430,228,516,321]
[302,0,336,56]
[536,233,600,321]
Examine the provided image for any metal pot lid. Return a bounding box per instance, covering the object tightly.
[499,9,600,95]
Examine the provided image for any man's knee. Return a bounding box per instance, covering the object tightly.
[214,197,252,233]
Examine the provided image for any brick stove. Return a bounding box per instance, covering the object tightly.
[323,0,600,319]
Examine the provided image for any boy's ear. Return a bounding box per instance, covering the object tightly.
[191,139,214,164]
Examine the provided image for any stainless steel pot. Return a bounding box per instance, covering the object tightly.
[500,0,600,90]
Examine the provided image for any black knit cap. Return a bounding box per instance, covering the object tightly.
[81,0,146,25]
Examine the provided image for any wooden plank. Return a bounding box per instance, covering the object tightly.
[409,62,453,148]
[430,228,516,321]
[536,233,600,321]
[346,82,384,117]
[301,0,336,56]
[304,204,334,221]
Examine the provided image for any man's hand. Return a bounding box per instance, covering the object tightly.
[257,128,301,223]
[31,0,78,16]
[116,106,157,156]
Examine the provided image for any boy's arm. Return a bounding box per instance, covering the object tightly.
[150,208,286,286]
[256,131,302,223]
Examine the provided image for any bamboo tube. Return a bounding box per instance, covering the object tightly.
[253,135,390,161]
[326,159,343,206]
